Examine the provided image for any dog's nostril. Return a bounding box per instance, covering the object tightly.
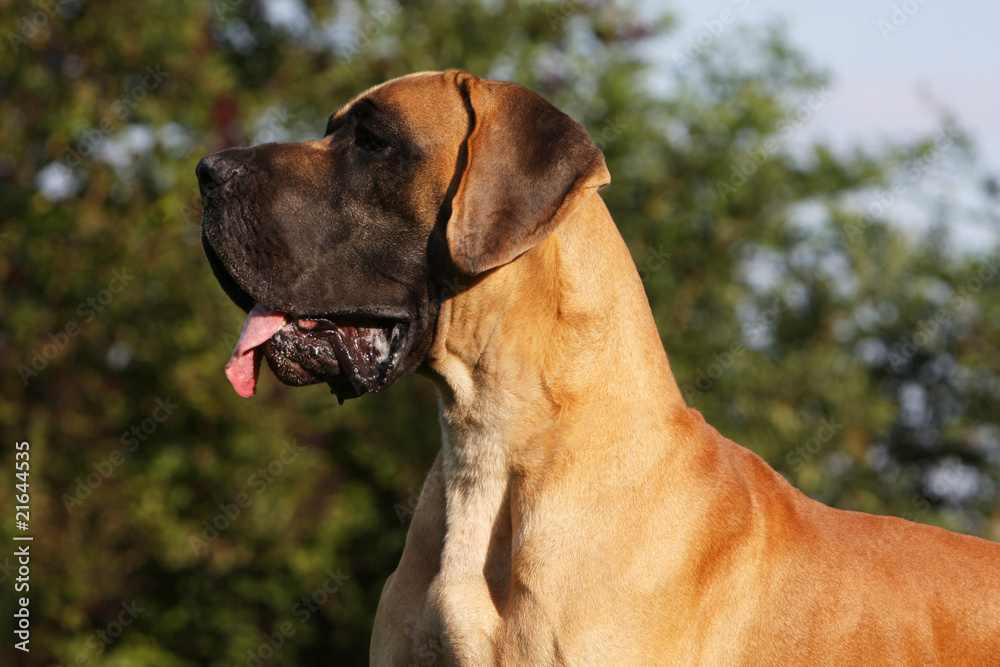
[196,153,244,198]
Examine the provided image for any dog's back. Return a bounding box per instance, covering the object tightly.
[671,412,1000,664]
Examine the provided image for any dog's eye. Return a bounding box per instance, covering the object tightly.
[355,125,389,154]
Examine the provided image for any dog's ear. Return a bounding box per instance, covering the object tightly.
[446,75,610,275]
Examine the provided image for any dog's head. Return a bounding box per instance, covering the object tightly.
[197,70,609,402]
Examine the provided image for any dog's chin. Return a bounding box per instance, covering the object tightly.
[263,317,412,403]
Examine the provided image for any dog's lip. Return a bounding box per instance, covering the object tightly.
[264,311,412,401]
[285,312,408,333]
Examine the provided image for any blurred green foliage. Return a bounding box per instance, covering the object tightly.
[1,0,998,664]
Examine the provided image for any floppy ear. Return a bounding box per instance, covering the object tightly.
[447,76,611,275]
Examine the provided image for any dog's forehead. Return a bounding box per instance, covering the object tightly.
[331,71,468,139]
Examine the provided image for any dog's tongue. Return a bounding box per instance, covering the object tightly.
[225,303,286,397]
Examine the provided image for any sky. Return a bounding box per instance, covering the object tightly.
[658,0,999,171]
[651,0,1000,251]
[36,0,999,250]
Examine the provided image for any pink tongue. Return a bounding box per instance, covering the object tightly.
[224,303,287,397]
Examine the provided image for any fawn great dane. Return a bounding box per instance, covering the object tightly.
[197,70,1000,666]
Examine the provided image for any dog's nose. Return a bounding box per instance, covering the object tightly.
[196,152,244,199]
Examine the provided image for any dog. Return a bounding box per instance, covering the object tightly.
[197,70,1000,666]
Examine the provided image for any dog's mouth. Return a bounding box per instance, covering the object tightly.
[201,199,438,404]
[227,303,412,403]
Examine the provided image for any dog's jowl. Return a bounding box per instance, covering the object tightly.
[199,70,1000,666]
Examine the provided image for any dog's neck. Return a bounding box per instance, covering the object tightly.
[429,193,685,429]
[422,194,687,643]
